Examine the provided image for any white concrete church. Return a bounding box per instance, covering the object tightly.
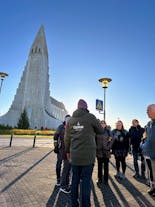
[0,26,68,129]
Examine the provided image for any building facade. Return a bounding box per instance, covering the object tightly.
[0,26,68,129]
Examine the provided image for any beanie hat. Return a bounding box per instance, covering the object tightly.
[78,99,88,109]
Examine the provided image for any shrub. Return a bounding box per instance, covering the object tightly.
[0,124,12,130]
[17,109,30,129]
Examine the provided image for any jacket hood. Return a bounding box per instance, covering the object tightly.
[72,108,89,117]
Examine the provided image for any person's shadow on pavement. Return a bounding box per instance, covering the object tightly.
[113,175,155,207]
[93,177,128,207]
[46,186,71,207]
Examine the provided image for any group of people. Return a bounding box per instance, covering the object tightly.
[53,99,155,207]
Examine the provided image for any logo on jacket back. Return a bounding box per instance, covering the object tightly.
[73,122,84,131]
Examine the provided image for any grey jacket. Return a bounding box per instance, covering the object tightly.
[142,119,155,159]
[96,128,112,159]
[64,108,103,165]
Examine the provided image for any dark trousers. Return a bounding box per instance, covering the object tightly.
[56,152,62,181]
[61,159,71,188]
[97,157,109,182]
[145,158,153,181]
[133,150,145,175]
[145,157,155,190]
[115,156,126,174]
[71,164,94,207]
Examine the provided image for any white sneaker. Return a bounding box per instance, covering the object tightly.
[55,180,61,186]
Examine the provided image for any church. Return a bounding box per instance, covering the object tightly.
[0,26,68,129]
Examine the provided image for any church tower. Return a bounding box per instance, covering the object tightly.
[0,26,67,129]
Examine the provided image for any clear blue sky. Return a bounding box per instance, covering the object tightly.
[0,0,155,129]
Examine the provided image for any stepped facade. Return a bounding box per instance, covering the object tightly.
[0,26,67,129]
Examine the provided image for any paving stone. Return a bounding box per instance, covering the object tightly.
[0,141,155,206]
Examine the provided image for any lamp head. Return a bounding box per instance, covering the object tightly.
[99,77,112,88]
[0,72,8,80]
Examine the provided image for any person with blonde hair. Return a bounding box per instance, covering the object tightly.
[111,120,129,179]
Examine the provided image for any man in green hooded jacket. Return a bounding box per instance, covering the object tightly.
[65,99,103,207]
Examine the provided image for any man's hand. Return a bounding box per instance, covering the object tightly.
[54,146,59,154]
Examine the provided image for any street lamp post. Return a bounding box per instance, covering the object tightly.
[0,72,8,94]
[99,77,112,121]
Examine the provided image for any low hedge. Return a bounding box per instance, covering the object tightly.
[0,129,55,136]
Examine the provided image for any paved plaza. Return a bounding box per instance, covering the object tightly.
[0,138,155,207]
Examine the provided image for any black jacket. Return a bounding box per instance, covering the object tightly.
[128,125,144,152]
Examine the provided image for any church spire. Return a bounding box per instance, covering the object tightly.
[29,25,48,57]
[0,26,67,129]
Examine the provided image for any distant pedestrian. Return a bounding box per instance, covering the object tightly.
[142,104,155,197]
[128,119,145,179]
[53,115,71,188]
[111,120,129,179]
[65,99,103,207]
[96,120,112,185]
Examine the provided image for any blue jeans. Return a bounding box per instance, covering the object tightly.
[56,152,62,181]
[61,159,71,188]
[71,164,94,207]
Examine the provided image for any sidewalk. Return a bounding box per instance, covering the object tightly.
[0,144,155,207]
